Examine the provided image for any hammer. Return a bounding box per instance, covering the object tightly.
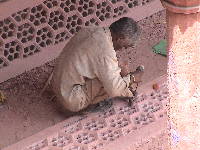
[127,65,145,106]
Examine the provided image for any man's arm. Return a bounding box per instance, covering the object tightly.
[96,55,133,98]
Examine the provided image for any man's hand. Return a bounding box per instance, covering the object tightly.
[119,60,130,77]
[130,65,144,84]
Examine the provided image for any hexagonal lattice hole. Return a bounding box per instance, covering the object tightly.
[99,129,121,141]
[75,132,96,144]
[48,10,65,30]
[122,126,138,136]
[83,119,106,131]
[157,90,168,101]
[55,31,70,44]
[23,44,40,58]
[26,139,48,150]
[48,133,72,148]
[98,108,115,118]
[36,27,54,47]
[0,57,8,69]
[60,0,76,13]
[116,104,138,115]
[89,142,105,150]
[29,4,48,26]
[12,8,30,22]
[43,0,60,8]
[125,0,139,8]
[109,116,130,128]
[133,113,155,125]
[0,18,16,40]
[96,1,113,22]
[66,14,83,35]
[84,18,99,27]
[77,0,96,17]
[141,101,162,113]
[113,5,127,18]
[17,23,35,44]
[62,122,82,134]
[142,0,154,5]
[109,0,122,4]
[136,93,147,102]
[150,91,168,102]
[3,41,22,61]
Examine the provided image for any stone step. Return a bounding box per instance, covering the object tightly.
[3,75,169,150]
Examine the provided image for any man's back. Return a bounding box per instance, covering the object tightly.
[52,27,116,98]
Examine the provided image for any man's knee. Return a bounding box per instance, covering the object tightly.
[63,84,90,112]
[63,102,83,112]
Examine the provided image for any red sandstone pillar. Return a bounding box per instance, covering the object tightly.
[161,0,200,149]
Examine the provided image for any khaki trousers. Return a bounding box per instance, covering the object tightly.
[64,78,109,112]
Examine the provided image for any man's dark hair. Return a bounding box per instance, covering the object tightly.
[109,17,139,39]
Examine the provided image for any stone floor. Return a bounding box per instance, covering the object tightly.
[3,75,169,150]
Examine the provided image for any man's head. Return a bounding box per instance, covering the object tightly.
[109,17,140,50]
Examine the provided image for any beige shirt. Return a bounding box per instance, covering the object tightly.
[52,27,133,104]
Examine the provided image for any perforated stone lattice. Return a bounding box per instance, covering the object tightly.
[44,0,60,9]
[17,23,35,44]
[36,27,54,47]
[48,10,65,30]
[0,0,155,70]
[12,8,30,22]
[109,0,122,4]
[134,112,155,126]
[60,0,76,13]
[4,79,168,150]
[0,18,16,40]
[66,14,83,35]
[89,142,104,150]
[29,4,48,26]
[55,31,70,44]
[23,44,40,58]
[99,129,121,141]
[109,116,130,128]
[3,41,21,61]
[75,132,97,144]
[125,0,140,8]
[113,5,127,18]
[122,125,138,135]
[27,139,48,150]
[96,1,113,21]
[0,57,7,68]
[48,133,72,147]
[84,18,99,27]
[83,119,106,131]
[117,104,138,115]
[78,0,95,17]
[98,108,116,118]
[62,122,82,134]
[141,101,162,113]
[142,0,154,5]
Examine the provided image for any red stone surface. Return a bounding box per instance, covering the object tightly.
[165,0,200,7]
[161,0,200,14]
[166,10,200,150]
[3,75,169,150]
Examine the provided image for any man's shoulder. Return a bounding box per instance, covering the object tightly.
[67,27,108,46]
